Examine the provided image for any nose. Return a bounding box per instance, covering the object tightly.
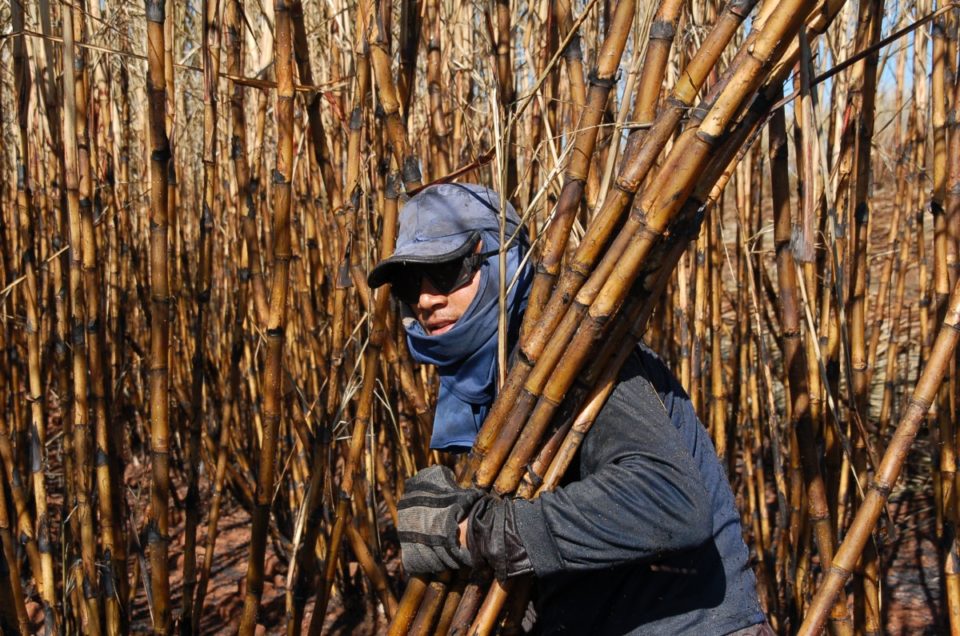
[416,278,448,312]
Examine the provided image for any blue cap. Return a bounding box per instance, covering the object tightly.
[367,183,522,288]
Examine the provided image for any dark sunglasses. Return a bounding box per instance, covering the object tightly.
[391,249,498,305]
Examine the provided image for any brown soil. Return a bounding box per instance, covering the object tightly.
[118,464,397,634]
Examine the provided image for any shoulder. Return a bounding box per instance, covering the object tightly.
[602,344,684,413]
[578,346,680,471]
[604,349,669,422]
[633,344,682,393]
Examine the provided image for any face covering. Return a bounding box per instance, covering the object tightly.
[403,229,532,450]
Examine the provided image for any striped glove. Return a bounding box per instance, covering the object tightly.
[397,465,483,575]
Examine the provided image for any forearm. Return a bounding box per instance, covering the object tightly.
[511,457,712,575]
[462,456,712,581]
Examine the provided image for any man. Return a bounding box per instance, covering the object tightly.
[368,183,768,634]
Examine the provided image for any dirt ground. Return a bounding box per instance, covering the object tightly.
[140,498,394,635]
[118,468,398,634]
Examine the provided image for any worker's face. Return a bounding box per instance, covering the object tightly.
[407,241,484,336]
[410,268,482,336]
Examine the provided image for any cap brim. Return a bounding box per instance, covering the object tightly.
[367,232,479,289]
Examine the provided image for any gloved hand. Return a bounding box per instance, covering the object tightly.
[397,465,483,575]
[467,493,534,582]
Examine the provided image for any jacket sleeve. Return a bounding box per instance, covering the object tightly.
[509,354,714,578]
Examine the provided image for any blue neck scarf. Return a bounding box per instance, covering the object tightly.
[403,230,532,450]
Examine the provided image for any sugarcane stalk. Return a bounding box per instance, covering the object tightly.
[92,2,132,611]
[549,0,584,123]
[520,0,555,207]
[397,0,421,113]
[878,196,913,437]
[846,0,884,630]
[11,3,58,627]
[292,0,343,209]
[947,21,960,328]
[940,10,960,628]
[768,84,806,623]
[181,1,221,632]
[400,570,453,635]
[798,19,840,561]
[691,209,708,416]
[192,1,256,624]
[743,348,775,617]
[307,53,410,628]
[521,0,638,334]
[737,159,791,632]
[325,0,371,423]
[293,176,398,635]
[865,38,910,387]
[62,2,104,632]
[346,521,399,619]
[369,8,423,190]
[0,411,43,625]
[632,0,684,134]
[51,97,79,624]
[425,0,451,179]
[192,362,235,632]
[426,570,468,635]
[933,7,952,318]
[911,3,934,375]
[460,578,511,636]
[238,0,296,628]
[801,275,960,635]
[144,0,174,630]
[285,426,331,635]
[492,0,517,198]
[793,35,859,632]
[0,454,29,636]
[709,204,728,465]
[387,577,431,636]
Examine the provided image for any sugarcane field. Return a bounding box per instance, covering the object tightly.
[4,0,960,632]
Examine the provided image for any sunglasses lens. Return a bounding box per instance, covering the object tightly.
[390,254,482,305]
[425,259,471,293]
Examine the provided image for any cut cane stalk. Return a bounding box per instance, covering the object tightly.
[238,0,296,629]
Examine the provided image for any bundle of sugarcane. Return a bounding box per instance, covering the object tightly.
[382,0,860,632]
